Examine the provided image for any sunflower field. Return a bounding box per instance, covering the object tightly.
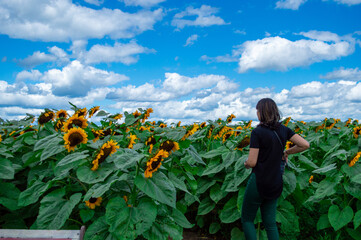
[1,105,361,240]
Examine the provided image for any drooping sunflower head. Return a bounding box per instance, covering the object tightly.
[56,109,68,119]
[91,139,119,170]
[227,114,236,123]
[144,150,169,178]
[309,175,314,184]
[128,133,138,149]
[88,106,100,118]
[63,127,88,152]
[145,136,156,146]
[207,125,215,139]
[85,197,102,209]
[74,108,87,118]
[286,141,295,150]
[38,110,55,126]
[0,134,2,143]
[200,122,207,128]
[133,110,141,118]
[113,114,123,120]
[91,129,104,142]
[54,119,65,132]
[62,115,88,132]
[177,121,181,127]
[234,126,243,136]
[222,131,233,142]
[160,140,180,153]
[353,126,361,138]
[283,117,291,127]
[235,136,250,151]
[159,123,167,128]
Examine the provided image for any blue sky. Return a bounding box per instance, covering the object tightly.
[0,0,361,123]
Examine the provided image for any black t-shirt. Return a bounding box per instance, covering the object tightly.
[250,124,295,199]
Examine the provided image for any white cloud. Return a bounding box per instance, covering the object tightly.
[106,72,234,101]
[236,33,355,73]
[16,70,42,82]
[18,46,70,68]
[298,30,343,42]
[172,5,227,29]
[200,54,238,64]
[41,60,129,97]
[234,30,246,35]
[320,67,361,81]
[83,41,154,65]
[332,0,361,5]
[83,0,104,6]
[0,0,164,42]
[184,34,199,46]
[276,0,307,10]
[119,0,166,7]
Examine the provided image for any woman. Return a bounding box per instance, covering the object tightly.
[242,98,309,240]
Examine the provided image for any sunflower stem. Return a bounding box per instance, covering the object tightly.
[131,161,141,204]
[67,218,83,226]
[69,175,88,193]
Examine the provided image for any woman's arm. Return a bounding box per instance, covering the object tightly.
[283,134,310,159]
[244,148,259,169]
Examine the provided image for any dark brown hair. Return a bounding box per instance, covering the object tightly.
[256,98,281,130]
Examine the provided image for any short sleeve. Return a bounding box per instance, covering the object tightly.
[286,127,295,140]
[250,129,260,148]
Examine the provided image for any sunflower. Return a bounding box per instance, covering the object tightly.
[54,119,65,132]
[235,136,250,151]
[325,119,339,130]
[128,133,137,149]
[0,134,2,143]
[144,150,169,178]
[349,152,361,167]
[181,124,199,140]
[142,108,153,123]
[200,122,207,128]
[222,131,233,142]
[139,126,150,132]
[353,126,361,138]
[234,126,243,136]
[177,121,181,127]
[113,114,123,120]
[63,127,88,152]
[146,136,156,153]
[85,197,102,209]
[286,141,295,150]
[75,108,87,117]
[56,109,68,119]
[159,123,167,128]
[207,125,214,139]
[133,110,141,118]
[38,111,55,126]
[91,139,119,171]
[345,118,352,127]
[315,124,325,133]
[227,114,236,123]
[214,126,232,140]
[20,126,37,135]
[308,175,314,184]
[283,117,291,127]
[88,106,100,118]
[62,115,88,132]
[160,140,180,153]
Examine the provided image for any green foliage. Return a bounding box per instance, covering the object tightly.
[0,109,360,239]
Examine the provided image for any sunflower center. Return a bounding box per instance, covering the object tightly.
[59,113,66,118]
[69,132,84,146]
[160,141,174,152]
[89,197,97,203]
[98,147,113,164]
[151,156,162,170]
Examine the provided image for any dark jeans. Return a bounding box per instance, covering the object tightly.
[241,173,279,240]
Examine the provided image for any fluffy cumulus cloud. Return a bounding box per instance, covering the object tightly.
[83,41,155,65]
[184,34,199,46]
[331,0,361,5]
[0,0,164,42]
[83,0,104,6]
[236,31,355,73]
[18,46,69,68]
[275,0,307,10]
[119,0,166,7]
[41,60,129,97]
[320,67,361,81]
[172,5,227,29]
[16,70,42,82]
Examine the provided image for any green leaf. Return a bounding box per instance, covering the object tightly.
[76,163,115,184]
[0,157,14,179]
[186,145,206,165]
[222,150,240,168]
[298,155,319,169]
[80,209,95,223]
[236,187,246,214]
[135,198,157,235]
[168,172,190,194]
[36,189,82,229]
[135,171,176,208]
[344,182,361,199]
[317,214,331,231]
[222,159,251,192]
[210,184,227,203]
[231,227,245,240]
[347,228,361,240]
[54,150,89,179]
[196,178,216,195]
[106,196,131,233]
[209,222,221,234]
[353,210,361,230]
[18,180,52,207]
[0,182,21,210]
[276,201,299,234]
[312,163,337,174]
[306,179,338,203]
[351,174,361,184]
[163,222,183,240]
[328,205,353,231]
[282,171,297,198]
[202,158,226,176]
[40,137,65,161]
[83,174,127,201]
[34,133,59,151]
[110,149,144,171]
[201,146,228,158]
[197,197,216,215]
[84,217,110,240]
[171,208,194,229]
[219,195,241,223]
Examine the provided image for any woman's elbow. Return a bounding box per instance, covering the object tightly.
[302,141,310,150]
